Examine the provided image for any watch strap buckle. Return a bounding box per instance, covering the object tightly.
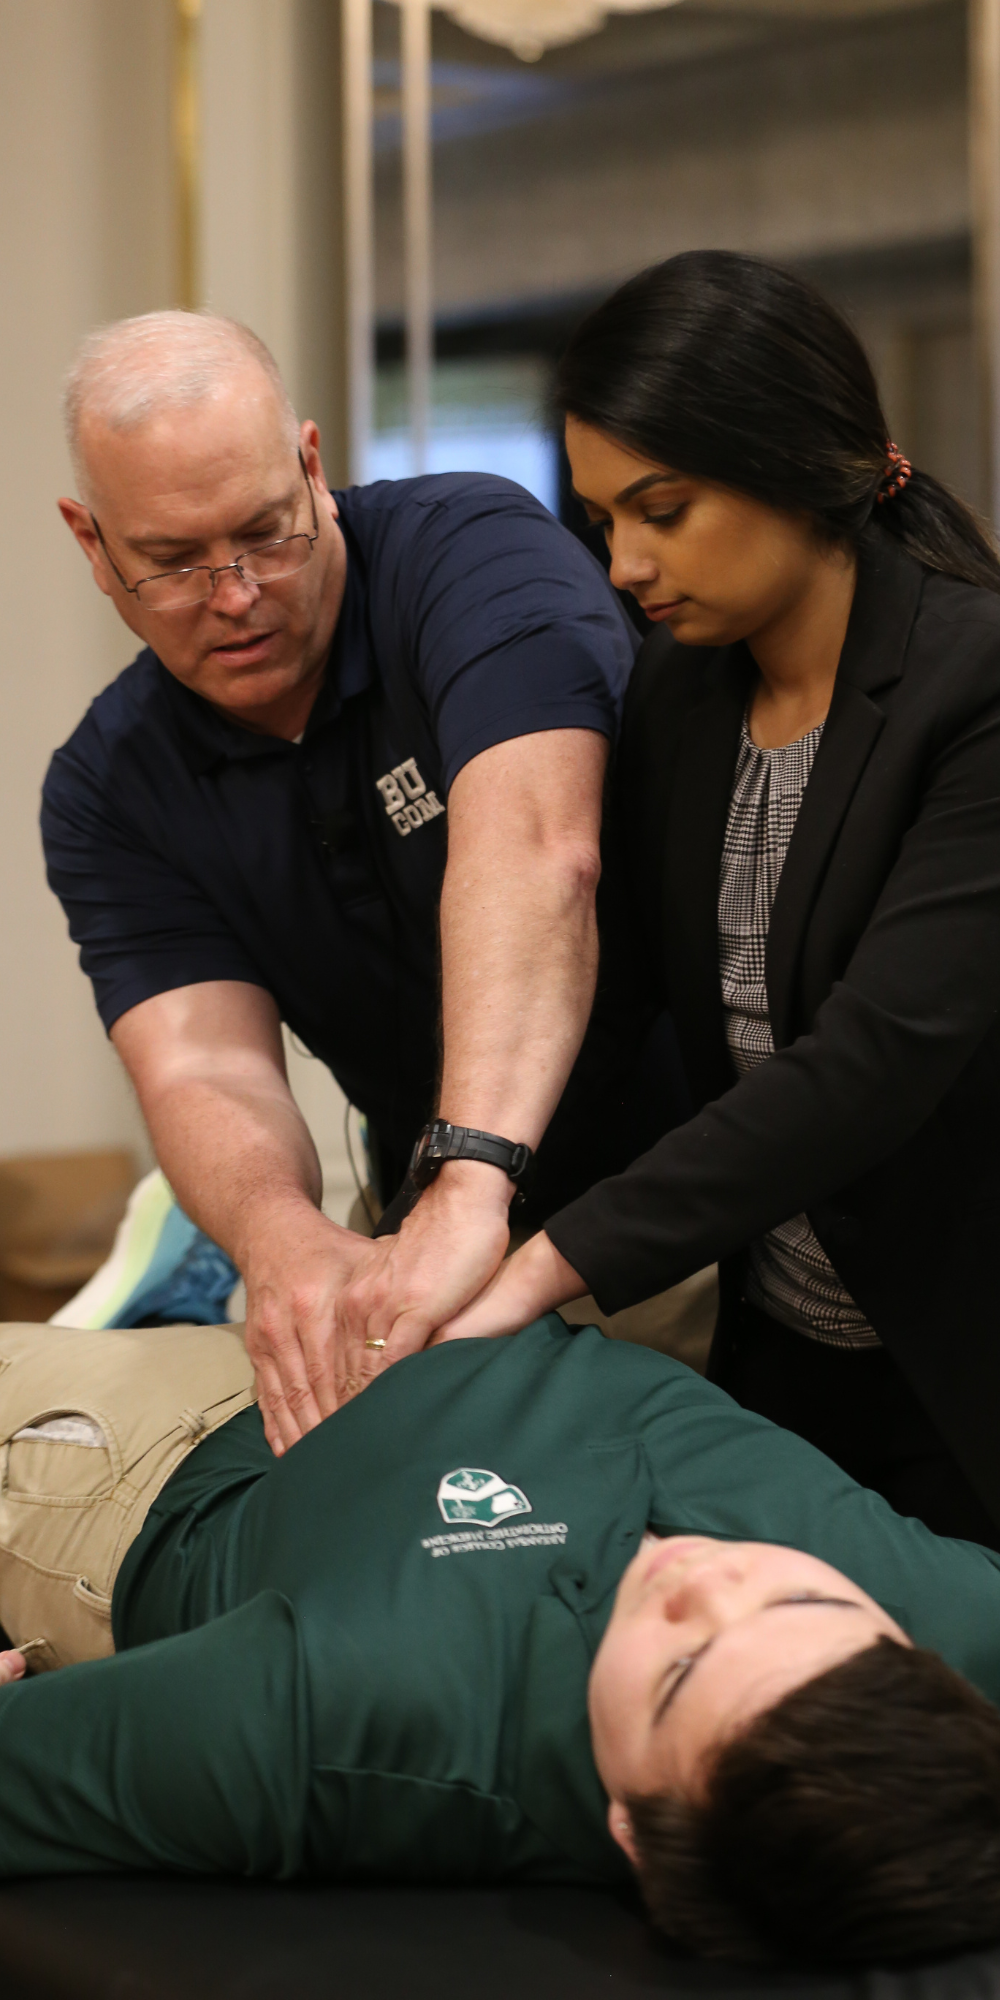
[408,1121,533,1192]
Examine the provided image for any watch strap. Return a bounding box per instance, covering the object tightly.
[409,1120,533,1190]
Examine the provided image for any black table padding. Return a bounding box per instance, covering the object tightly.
[0,1881,998,2000]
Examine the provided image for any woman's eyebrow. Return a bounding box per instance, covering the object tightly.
[652,1598,867,1727]
[569,470,681,513]
[614,470,681,504]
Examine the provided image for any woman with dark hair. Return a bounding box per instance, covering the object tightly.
[439,250,1000,1549]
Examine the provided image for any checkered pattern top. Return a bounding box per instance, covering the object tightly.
[718,719,879,1349]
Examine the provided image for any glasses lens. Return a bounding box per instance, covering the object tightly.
[136,569,212,610]
[134,534,313,611]
[241,536,313,584]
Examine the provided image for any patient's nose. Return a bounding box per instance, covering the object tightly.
[661,1553,749,1625]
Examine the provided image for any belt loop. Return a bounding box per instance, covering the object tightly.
[179,1408,208,1441]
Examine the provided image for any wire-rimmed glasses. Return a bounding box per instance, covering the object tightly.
[91,449,320,611]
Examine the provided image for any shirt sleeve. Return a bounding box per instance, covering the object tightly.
[42,726,264,1034]
[0,1595,311,1879]
[394,479,639,794]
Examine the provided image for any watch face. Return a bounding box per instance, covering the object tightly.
[410,1123,448,1187]
[424,1121,454,1164]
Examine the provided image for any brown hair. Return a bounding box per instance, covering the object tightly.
[628,1637,1000,1966]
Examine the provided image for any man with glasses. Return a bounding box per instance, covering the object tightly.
[44,311,640,1454]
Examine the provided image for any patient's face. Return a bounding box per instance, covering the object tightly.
[588,1537,908,1820]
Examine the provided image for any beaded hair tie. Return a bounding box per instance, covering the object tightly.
[876,440,912,503]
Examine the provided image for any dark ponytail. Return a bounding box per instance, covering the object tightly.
[554,251,1000,594]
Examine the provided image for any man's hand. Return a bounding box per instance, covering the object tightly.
[0,1650,26,1686]
[111,981,376,1451]
[332,1162,513,1399]
[433,1229,587,1346]
[242,1200,375,1453]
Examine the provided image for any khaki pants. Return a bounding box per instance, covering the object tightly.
[0,1321,255,1671]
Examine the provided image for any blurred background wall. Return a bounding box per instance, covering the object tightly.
[0,1,174,1166]
[373,0,983,512]
[0,0,993,1193]
[0,0,351,1194]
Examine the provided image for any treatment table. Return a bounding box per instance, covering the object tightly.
[0,1880,998,1999]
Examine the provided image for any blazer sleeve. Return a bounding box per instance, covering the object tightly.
[0,1595,311,1879]
[547,690,1000,1313]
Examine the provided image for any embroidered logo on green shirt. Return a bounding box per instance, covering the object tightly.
[423,1469,567,1556]
[437,1467,531,1525]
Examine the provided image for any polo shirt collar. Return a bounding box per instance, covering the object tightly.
[162,530,375,777]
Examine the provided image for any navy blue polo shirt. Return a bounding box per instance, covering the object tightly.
[42,474,637,1189]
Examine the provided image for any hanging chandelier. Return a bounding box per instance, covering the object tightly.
[440,0,683,63]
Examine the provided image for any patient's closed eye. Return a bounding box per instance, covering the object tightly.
[654,1645,709,1722]
[773,1594,864,1610]
[652,1595,867,1725]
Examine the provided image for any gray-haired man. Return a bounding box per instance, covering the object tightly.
[45,311,641,1454]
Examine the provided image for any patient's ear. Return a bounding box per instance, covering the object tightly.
[607,1800,640,1868]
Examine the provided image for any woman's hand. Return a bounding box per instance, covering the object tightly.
[432,1230,587,1344]
[0,1649,26,1686]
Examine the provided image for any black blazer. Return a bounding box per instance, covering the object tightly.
[548,529,1000,1524]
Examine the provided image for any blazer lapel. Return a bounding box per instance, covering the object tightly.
[766,531,925,1047]
[765,680,885,1046]
[662,647,752,1098]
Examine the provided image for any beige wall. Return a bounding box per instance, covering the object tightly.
[0,0,175,1161]
[200,0,353,1183]
[0,0,349,1179]
[202,0,348,481]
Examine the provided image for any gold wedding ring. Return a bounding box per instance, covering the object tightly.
[365,1337,387,1351]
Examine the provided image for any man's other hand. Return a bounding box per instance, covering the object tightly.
[243,1204,374,1454]
[331,1162,512,1402]
[0,1650,26,1686]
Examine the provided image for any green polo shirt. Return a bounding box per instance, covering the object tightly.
[0,1318,998,1883]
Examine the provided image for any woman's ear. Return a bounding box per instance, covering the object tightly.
[607,1800,640,1868]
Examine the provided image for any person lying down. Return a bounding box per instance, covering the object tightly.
[1,1316,999,1968]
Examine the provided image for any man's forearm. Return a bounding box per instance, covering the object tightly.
[110,982,324,1269]
[437,846,599,1149]
[136,1070,323,1269]
[112,981,371,1451]
[436,730,606,1153]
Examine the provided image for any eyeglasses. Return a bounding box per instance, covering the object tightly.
[91,449,320,611]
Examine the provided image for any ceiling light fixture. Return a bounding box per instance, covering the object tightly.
[442,0,683,63]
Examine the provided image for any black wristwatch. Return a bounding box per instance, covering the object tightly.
[408,1120,533,1193]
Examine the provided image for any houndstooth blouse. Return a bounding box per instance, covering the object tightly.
[718,719,879,1349]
